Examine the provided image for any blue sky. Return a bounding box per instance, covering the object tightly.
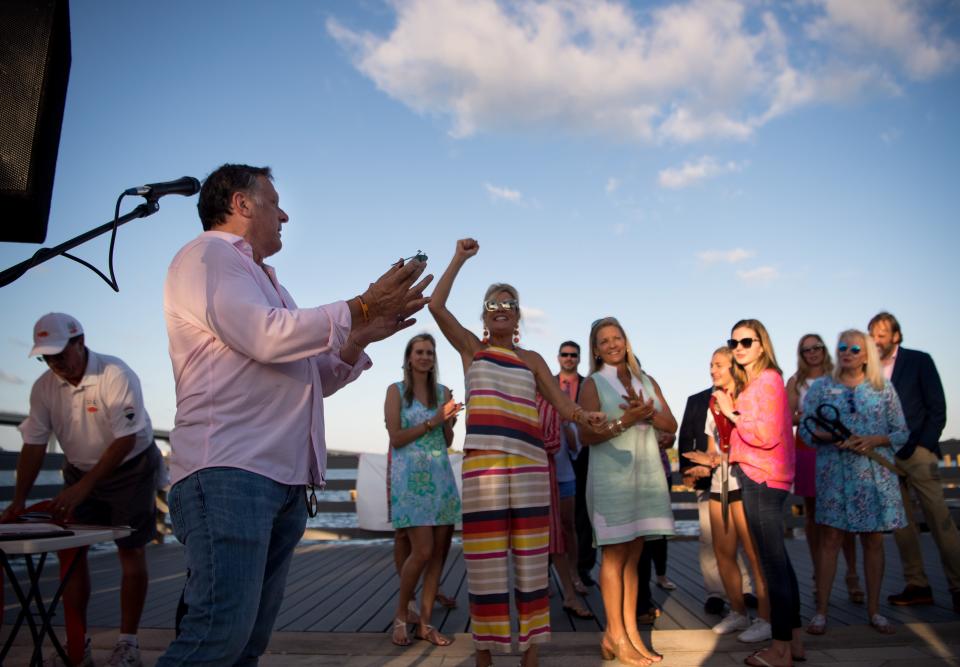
[1,0,958,454]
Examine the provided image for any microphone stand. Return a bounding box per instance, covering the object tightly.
[0,200,159,288]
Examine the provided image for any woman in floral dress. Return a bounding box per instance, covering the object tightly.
[385,333,462,646]
[800,330,908,635]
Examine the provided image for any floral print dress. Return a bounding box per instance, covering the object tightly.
[799,377,908,532]
[389,382,461,528]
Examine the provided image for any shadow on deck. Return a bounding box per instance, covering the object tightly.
[4,534,958,634]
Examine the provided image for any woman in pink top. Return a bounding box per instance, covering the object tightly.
[713,319,803,667]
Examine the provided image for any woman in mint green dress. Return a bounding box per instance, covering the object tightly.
[579,317,677,666]
[385,334,462,647]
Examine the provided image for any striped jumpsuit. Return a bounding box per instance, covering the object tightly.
[461,346,551,652]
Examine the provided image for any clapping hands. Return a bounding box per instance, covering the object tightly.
[619,385,656,424]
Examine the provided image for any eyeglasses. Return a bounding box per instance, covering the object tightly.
[484,299,519,312]
[727,337,761,350]
[837,343,862,354]
[559,352,579,358]
[801,344,825,354]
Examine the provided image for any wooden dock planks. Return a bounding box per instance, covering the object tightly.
[4,533,957,635]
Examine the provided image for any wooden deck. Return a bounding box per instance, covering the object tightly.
[5,533,957,635]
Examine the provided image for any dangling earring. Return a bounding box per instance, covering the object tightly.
[482,328,489,344]
[513,327,520,345]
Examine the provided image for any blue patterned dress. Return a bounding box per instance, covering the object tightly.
[389,382,461,528]
[799,377,908,532]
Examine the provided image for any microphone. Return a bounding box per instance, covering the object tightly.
[124,176,201,198]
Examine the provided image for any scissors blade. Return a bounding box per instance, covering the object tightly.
[721,460,730,530]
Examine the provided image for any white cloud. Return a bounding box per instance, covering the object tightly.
[484,183,522,202]
[0,370,24,385]
[613,222,628,236]
[736,266,779,283]
[806,0,960,80]
[327,0,958,144]
[658,156,744,189]
[605,177,620,194]
[520,305,549,336]
[697,248,755,264]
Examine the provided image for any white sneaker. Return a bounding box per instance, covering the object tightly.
[737,617,773,643]
[106,640,142,667]
[44,638,94,666]
[712,610,750,635]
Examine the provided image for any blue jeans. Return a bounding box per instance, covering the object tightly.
[736,466,801,642]
[157,468,307,666]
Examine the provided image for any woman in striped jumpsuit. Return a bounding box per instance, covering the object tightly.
[429,238,606,667]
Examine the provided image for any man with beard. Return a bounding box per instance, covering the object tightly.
[869,312,957,612]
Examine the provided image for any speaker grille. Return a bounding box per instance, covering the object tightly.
[0,2,55,191]
[0,0,70,243]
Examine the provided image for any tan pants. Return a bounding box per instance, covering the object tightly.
[894,446,960,591]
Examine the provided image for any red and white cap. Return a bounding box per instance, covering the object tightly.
[29,313,84,356]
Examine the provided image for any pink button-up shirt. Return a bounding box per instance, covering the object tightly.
[163,231,370,487]
[882,345,898,380]
[729,369,795,491]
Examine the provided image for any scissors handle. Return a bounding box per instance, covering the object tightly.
[804,415,843,444]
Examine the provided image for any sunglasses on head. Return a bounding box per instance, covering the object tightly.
[838,342,862,354]
[484,299,519,312]
[727,337,761,350]
[801,344,825,354]
[559,352,579,358]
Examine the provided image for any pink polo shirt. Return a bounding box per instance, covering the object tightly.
[728,369,795,491]
[163,231,371,487]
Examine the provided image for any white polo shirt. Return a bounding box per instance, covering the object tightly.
[19,349,154,471]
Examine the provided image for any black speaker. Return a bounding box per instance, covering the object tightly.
[0,0,71,244]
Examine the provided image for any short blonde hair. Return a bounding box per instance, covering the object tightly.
[832,329,884,391]
[481,283,520,320]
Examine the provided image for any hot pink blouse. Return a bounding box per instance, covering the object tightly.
[729,369,795,491]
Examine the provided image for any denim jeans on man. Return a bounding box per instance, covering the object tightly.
[736,465,801,642]
[156,468,307,666]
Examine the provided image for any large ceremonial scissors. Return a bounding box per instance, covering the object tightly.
[803,403,852,445]
[803,403,902,476]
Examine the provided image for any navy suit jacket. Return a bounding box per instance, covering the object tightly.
[891,346,947,459]
[678,387,713,491]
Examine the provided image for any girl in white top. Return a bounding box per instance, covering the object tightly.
[684,347,770,642]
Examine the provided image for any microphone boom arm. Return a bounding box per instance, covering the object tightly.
[0,200,158,288]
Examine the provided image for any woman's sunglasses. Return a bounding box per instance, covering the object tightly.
[484,299,519,312]
[801,344,825,354]
[838,342,862,354]
[727,337,761,350]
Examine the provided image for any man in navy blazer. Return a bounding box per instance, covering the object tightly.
[869,312,958,611]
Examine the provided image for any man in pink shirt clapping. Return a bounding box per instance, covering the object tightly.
[158,164,431,666]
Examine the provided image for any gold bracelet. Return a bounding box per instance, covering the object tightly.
[570,406,584,424]
[355,295,370,324]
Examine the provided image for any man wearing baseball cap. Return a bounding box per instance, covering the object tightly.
[1,312,162,667]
